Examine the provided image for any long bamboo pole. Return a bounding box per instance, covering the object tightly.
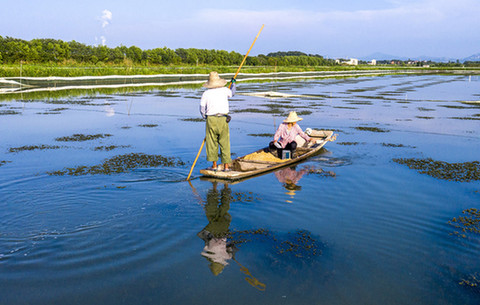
[186,25,265,181]
[186,138,205,181]
[231,24,265,86]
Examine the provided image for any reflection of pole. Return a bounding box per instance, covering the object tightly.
[188,180,204,205]
[232,258,266,291]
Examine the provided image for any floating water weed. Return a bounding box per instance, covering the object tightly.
[337,142,362,146]
[248,133,274,138]
[138,124,158,128]
[9,145,62,153]
[416,116,434,120]
[48,152,185,176]
[0,160,11,167]
[93,145,130,151]
[449,117,480,121]
[231,191,262,203]
[448,208,480,238]
[0,110,21,115]
[394,158,480,182]
[180,118,204,122]
[459,273,480,291]
[55,134,112,142]
[275,230,322,258]
[333,106,358,110]
[227,229,323,259]
[417,107,435,112]
[382,143,415,148]
[355,126,390,133]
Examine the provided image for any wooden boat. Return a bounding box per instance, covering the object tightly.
[200,130,336,181]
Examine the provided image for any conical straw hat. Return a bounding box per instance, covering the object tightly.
[203,71,228,89]
[283,111,303,123]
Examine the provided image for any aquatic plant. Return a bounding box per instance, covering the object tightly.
[231,191,262,203]
[227,229,323,259]
[393,158,480,182]
[55,133,112,142]
[355,126,390,132]
[307,168,336,178]
[449,117,480,121]
[448,208,480,238]
[93,145,130,151]
[247,133,274,138]
[417,107,435,112]
[180,118,204,122]
[275,230,322,258]
[138,124,158,128]
[0,160,11,167]
[416,116,434,120]
[382,143,415,148]
[9,145,62,153]
[337,142,362,146]
[48,152,185,176]
[459,273,480,290]
[0,110,21,115]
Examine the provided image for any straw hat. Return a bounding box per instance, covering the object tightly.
[203,71,227,89]
[283,111,303,123]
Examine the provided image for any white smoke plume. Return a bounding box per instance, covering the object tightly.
[100,9,112,28]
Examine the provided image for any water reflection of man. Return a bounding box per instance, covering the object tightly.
[197,182,235,276]
[274,166,308,199]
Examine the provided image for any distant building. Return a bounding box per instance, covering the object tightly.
[368,59,377,65]
[336,58,359,65]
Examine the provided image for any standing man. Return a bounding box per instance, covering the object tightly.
[200,71,236,171]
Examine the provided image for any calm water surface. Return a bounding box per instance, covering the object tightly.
[1,74,479,305]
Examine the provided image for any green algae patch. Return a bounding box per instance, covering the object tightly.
[355,126,390,133]
[382,143,416,148]
[394,158,480,182]
[337,142,363,146]
[180,118,204,122]
[0,160,11,167]
[48,152,185,176]
[0,110,21,115]
[227,229,323,259]
[55,133,112,142]
[9,145,62,153]
[459,273,480,291]
[248,133,274,138]
[93,145,131,151]
[448,208,480,238]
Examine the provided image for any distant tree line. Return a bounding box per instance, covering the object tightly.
[0,36,336,67]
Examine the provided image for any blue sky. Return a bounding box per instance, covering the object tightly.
[1,0,479,59]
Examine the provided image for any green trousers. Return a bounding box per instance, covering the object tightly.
[206,116,231,164]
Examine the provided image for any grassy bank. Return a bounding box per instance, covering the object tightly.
[4,62,478,78]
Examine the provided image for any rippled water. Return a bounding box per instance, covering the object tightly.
[1,74,479,305]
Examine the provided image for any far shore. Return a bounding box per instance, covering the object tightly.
[1,63,480,79]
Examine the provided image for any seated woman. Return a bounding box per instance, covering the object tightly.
[269,111,312,158]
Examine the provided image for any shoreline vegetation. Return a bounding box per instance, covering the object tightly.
[1,36,480,78]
